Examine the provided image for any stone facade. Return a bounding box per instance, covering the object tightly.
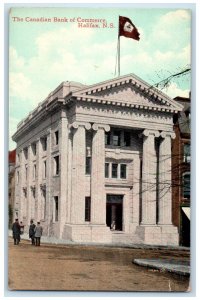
[12,74,183,245]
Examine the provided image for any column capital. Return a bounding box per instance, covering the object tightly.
[160,131,176,139]
[92,123,110,132]
[69,121,91,130]
[142,129,160,138]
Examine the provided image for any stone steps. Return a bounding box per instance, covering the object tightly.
[111,232,142,244]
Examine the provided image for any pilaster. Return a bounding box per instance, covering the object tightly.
[91,124,110,224]
[158,131,175,225]
[70,122,91,224]
[141,129,159,225]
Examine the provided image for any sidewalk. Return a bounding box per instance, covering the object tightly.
[133,259,190,276]
[8,230,190,251]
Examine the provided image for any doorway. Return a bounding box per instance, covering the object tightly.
[106,194,123,231]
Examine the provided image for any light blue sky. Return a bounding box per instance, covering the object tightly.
[9,7,191,149]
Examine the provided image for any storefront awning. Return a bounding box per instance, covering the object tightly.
[182,207,190,220]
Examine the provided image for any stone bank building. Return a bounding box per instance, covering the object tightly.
[12,74,183,245]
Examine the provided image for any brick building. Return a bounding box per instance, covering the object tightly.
[172,96,190,246]
[12,74,183,245]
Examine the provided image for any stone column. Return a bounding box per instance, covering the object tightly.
[59,116,68,237]
[26,144,32,225]
[70,122,91,224]
[36,137,42,222]
[141,129,159,225]
[91,124,110,224]
[158,131,175,225]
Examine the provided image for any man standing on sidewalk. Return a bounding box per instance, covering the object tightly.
[12,219,21,245]
[29,220,36,245]
[35,222,43,246]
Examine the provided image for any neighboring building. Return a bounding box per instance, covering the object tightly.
[12,74,183,245]
[9,149,16,227]
[172,96,190,246]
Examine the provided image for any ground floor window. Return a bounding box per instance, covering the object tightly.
[54,196,59,222]
[85,197,91,221]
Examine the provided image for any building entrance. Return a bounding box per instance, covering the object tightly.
[106,194,123,231]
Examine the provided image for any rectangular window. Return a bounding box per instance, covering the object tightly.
[43,161,46,178]
[42,137,47,151]
[17,171,19,184]
[183,173,190,198]
[55,131,59,145]
[32,143,36,156]
[105,131,111,145]
[24,148,28,160]
[113,130,121,146]
[183,144,190,163]
[120,164,127,179]
[105,163,109,178]
[25,165,28,180]
[54,156,59,175]
[86,157,91,175]
[33,164,36,180]
[112,163,118,178]
[124,131,131,147]
[85,197,91,221]
[54,196,58,222]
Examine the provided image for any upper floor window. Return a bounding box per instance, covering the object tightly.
[55,131,59,145]
[43,161,46,179]
[112,163,118,178]
[106,162,127,179]
[54,155,59,175]
[25,165,28,180]
[120,164,127,179]
[124,131,131,147]
[182,172,190,199]
[113,130,121,146]
[41,137,47,151]
[33,164,36,180]
[16,170,19,184]
[105,163,109,178]
[105,131,111,145]
[183,144,190,163]
[32,143,36,156]
[23,148,28,160]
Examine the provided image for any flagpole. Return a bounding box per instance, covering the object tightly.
[118,35,120,77]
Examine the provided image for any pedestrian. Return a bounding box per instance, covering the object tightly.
[34,222,43,246]
[12,218,21,245]
[20,221,24,235]
[29,220,36,245]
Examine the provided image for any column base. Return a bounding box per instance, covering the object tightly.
[62,224,112,243]
[135,225,179,246]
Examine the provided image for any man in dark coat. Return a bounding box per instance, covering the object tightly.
[12,219,21,245]
[29,220,36,245]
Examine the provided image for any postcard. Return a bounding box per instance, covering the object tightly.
[8,6,191,292]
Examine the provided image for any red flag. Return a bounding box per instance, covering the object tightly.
[119,16,140,41]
